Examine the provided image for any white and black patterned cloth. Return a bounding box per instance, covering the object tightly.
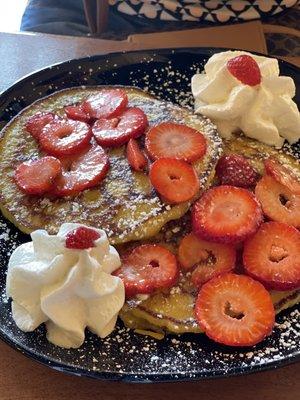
[109,0,298,22]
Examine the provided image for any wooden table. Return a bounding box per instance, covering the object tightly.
[0,339,299,400]
[0,31,299,399]
[1,30,299,93]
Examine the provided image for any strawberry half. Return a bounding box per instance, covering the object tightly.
[53,144,109,197]
[92,107,148,147]
[126,138,148,171]
[216,154,259,188]
[195,273,275,347]
[192,186,263,244]
[25,112,55,140]
[65,226,101,249]
[39,119,92,157]
[243,222,300,290]
[114,244,178,297]
[145,122,207,162]
[227,55,261,86]
[255,175,300,228]
[264,157,300,195]
[15,156,62,195]
[149,158,200,204]
[178,233,236,287]
[82,89,128,119]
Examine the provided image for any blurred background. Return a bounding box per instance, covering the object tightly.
[0,0,299,56]
[0,1,298,65]
[0,0,27,32]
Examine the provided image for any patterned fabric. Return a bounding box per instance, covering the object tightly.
[109,0,299,22]
[267,32,300,55]
[265,2,300,56]
[21,0,299,57]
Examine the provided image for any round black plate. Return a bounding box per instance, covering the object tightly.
[0,48,299,383]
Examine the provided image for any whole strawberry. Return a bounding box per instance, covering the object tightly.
[216,154,259,188]
[65,226,101,249]
[227,55,261,86]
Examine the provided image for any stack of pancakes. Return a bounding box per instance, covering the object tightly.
[0,87,299,337]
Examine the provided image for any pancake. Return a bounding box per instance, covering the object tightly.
[118,135,300,336]
[120,284,300,336]
[119,213,300,336]
[0,86,222,244]
[223,134,300,178]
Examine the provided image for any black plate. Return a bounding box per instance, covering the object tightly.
[0,48,299,383]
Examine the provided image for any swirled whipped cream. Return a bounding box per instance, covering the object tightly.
[6,223,124,348]
[192,51,300,148]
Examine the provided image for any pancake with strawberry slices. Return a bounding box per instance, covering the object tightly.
[118,213,300,337]
[0,86,222,244]
[120,214,300,334]
[117,136,300,340]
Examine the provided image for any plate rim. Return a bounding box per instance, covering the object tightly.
[0,47,299,382]
[0,320,299,382]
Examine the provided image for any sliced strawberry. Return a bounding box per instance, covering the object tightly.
[65,104,90,123]
[113,244,178,297]
[178,233,236,287]
[149,158,200,204]
[39,119,92,157]
[82,89,128,119]
[243,222,300,290]
[227,55,261,86]
[192,186,263,244]
[92,107,148,147]
[15,156,62,195]
[145,122,207,162]
[126,138,148,171]
[53,145,109,197]
[195,273,275,346]
[255,175,300,228]
[216,154,259,188]
[25,112,55,140]
[65,226,101,249]
[264,157,300,195]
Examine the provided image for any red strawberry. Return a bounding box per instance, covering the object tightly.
[145,122,207,162]
[195,273,275,347]
[82,89,128,119]
[113,244,178,297]
[65,226,101,249]
[25,112,55,140]
[92,107,148,147]
[243,222,300,290]
[15,156,62,195]
[149,158,200,204]
[178,233,236,287]
[126,138,148,171]
[65,104,90,123]
[264,157,300,195]
[216,154,259,188]
[255,175,300,228]
[192,186,263,244]
[53,144,109,197]
[227,55,261,86]
[39,119,92,157]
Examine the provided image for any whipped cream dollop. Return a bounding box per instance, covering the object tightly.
[6,223,124,348]
[192,51,300,147]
